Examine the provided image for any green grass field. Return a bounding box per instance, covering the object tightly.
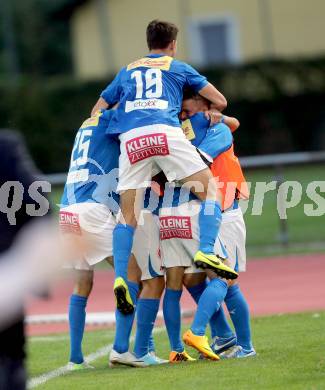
[28,311,325,390]
[243,164,325,256]
[51,163,325,257]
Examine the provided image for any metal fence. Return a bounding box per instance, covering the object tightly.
[44,151,325,185]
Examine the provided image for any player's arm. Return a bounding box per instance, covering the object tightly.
[222,115,240,132]
[198,123,233,159]
[91,97,110,116]
[184,63,227,112]
[198,82,227,112]
[205,111,240,133]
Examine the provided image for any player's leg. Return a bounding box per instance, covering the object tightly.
[130,212,167,366]
[113,160,152,314]
[110,254,144,367]
[156,126,237,279]
[133,276,167,366]
[183,272,236,346]
[68,267,94,369]
[181,170,237,279]
[180,220,231,360]
[183,269,228,361]
[217,210,255,358]
[159,202,203,362]
[111,210,165,367]
[60,204,99,370]
[163,267,185,356]
[113,127,160,313]
[219,280,255,358]
[112,189,141,313]
[183,272,235,352]
[163,267,194,362]
[111,254,140,354]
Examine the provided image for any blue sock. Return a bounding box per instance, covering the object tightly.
[187,280,207,304]
[113,224,135,280]
[69,294,87,363]
[210,305,234,339]
[225,285,253,351]
[198,200,222,254]
[148,334,155,353]
[113,281,139,353]
[163,289,183,352]
[191,278,227,336]
[134,298,160,358]
[187,281,233,339]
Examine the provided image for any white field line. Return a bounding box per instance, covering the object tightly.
[29,335,69,343]
[27,327,166,389]
[26,309,194,326]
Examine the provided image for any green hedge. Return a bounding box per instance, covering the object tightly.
[0,79,106,173]
[1,57,325,173]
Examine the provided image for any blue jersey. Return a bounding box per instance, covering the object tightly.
[101,54,208,134]
[61,110,120,212]
[183,112,233,158]
[162,113,233,208]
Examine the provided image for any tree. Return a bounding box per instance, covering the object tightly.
[0,0,73,79]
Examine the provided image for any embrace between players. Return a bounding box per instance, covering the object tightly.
[59,19,256,369]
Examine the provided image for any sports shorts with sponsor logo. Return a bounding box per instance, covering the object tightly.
[59,203,164,278]
[59,203,116,270]
[117,124,207,191]
[159,200,246,274]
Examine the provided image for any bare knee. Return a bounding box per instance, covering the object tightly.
[128,254,142,283]
[73,270,94,297]
[120,189,144,227]
[181,168,218,201]
[141,277,165,299]
[183,272,206,289]
[166,267,185,290]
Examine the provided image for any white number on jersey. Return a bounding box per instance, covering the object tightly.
[131,69,162,99]
[70,129,93,168]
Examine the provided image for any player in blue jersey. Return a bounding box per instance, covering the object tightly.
[161,92,255,360]
[60,110,167,369]
[91,19,238,315]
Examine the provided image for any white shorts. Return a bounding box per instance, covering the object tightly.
[219,207,247,272]
[133,212,164,281]
[117,125,207,191]
[59,203,116,271]
[159,200,247,274]
[60,204,164,278]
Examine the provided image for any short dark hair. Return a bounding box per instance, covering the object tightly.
[182,87,199,101]
[182,87,210,106]
[146,19,178,50]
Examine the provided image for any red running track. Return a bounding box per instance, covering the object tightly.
[26,253,325,336]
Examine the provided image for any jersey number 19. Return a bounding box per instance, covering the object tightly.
[131,69,163,99]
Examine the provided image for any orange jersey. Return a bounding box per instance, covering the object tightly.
[210,145,249,210]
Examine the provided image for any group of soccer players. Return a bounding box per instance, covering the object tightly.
[59,19,256,369]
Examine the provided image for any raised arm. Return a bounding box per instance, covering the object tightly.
[198,82,227,112]
[91,97,110,116]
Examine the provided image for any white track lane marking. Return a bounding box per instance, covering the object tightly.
[29,335,69,343]
[27,327,165,389]
[26,309,193,325]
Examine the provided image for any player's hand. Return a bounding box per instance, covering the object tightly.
[204,110,223,125]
